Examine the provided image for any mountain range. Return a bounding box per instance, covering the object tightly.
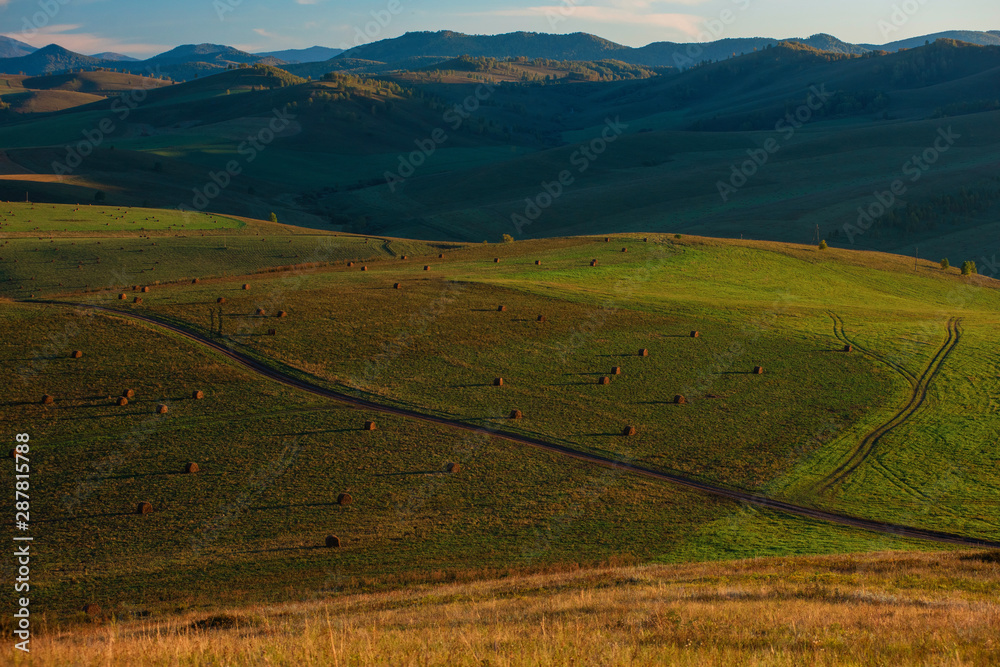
[1,30,999,78]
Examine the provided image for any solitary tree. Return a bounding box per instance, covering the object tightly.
[819,240,828,250]
[269,212,278,223]
[502,233,514,243]
[940,258,950,269]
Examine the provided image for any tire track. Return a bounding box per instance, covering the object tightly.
[819,316,962,493]
[25,300,999,550]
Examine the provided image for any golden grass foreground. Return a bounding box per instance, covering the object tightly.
[17,550,999,666]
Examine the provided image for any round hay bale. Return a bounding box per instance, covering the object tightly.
[217,297,226,304]
[361,265,368,271]
[599,376,611,385]
[242,284,250,290]
[604,237,610,243]
[347,262,354,267]
[364,421,377,431]
[438,253,444,259]
[141,286,150,293]
[267,328,277,336]
[509,409,523,420]
[674,395,687,404]
[691,331,700,338]
[497,305,506,312]
[123,389,134,399]
[401,255,408,260]
[10,448,18,459]
[535,260,542,266]
[156,404,168,414]
[622,426,637,437]
[133,297,142,304]
[136,502,153,515]
[611,367,622,375]
[424,265,431,271]
[185,462,199,474]
[753,366,765,375]
[82,603,100,617]
[643,237,649,242]
[494,258,500,263]
[537,315,546,322]
[71,350,83,358]
[590,259,598,267]
[276,310,287,318]
[843,345,853,353]
[639,349,649,357]
[493,377,504,387]
[117,397,128,407]
[394,283,401,289]
[41,394,54,405]
[119,293,127,300]
[325,535,341,548]
[192,390,204,400]
[447,462,461,473]
[337,493,353,506]
[621,247,628,253]
[192,278,200,284]
[256,308,266,316]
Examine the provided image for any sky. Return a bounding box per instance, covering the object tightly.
[1,0,998,58]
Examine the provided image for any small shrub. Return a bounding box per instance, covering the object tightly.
[269,212,278,223]
[502,233,514,243]
[961,260,977,276]
[940,258,950,269]
[819,240,828,250]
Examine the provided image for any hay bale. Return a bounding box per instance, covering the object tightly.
[509,409,523,420]
[141,286,150,293]
[347,262,354,267]
[119,293,127,300]
[156,404,168,414]
[691,331,700,338]
[621,247,628,253]
[82,603,101,617]
[71,350,83,359]
[41,395,54,405]
[256,308,266,316]
[185,462,199,474]
[123,389,134,399]
[604,237,610,243]
[494,258,500,263]
[192,278,200,284]
[535,260,542,266]
[364,421,377,431]
[753,366,765,375]
[590,259,598,267]
[401,255,408,260]
[622,426,637,437]
[192,390,204,400]
[325,535,341,548]
[843,344,853,353]
[493,377,504,387]
[438,253,444,259]
[361,265,368,271]
[276,310,287,318]
[337,493,353,506]
[217,297,226,304]
[136,502,153,515]
[267,328,277,336]
[242,284,250,290]
[133,297,142,304]
[639,349,649,357]
[674,395,687,404]
[643,237,649,242]
[393,283,401,289]
[497,305,506,312]
[9,448,18,459]
[611,367,622,375]
[424,265,431,271]
[447,462,461,473]
[537,315,546,322]
[117,397,128,407]
[599,376,611,385]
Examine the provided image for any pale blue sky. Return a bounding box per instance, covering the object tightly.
[1,0,997,57]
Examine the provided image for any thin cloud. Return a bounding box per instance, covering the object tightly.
[472,5,706,37]
[4,26,169,57]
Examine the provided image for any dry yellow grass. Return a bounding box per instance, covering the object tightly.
[19,550,999,666]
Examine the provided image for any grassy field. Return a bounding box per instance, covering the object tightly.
[3,207,998,649]
[16,550,1000,666]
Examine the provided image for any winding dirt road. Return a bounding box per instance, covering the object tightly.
[33,300,1000,550]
